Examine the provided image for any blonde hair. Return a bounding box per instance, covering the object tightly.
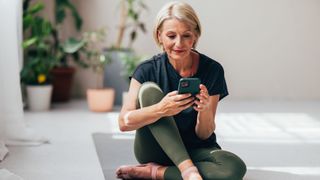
[153,1,202,49]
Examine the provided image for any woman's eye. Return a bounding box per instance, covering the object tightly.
[183,34,191,38]
[167,35,176,39]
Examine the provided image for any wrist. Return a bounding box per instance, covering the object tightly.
[198,107,210,116]
[154,103,165,119]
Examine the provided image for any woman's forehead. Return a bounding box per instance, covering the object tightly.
[161,18,192,32]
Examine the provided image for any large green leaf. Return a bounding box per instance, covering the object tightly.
[62,38,85,53]
[23,14,33,30]
[23,37,38,49]
[55,0,82,30]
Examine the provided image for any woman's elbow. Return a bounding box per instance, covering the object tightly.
[197,124,216,140]
[118,116,130,132]
[119,124,128,132]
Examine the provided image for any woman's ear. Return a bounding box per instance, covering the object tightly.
[157,30,162,44]
[193,36,198,48]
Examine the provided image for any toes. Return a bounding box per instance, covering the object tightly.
[116,166,132,179]
[115,164,157,179]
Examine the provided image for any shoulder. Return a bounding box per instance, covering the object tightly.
[136,53,165,71]
[132,53,166,83]
[199,52,225,73]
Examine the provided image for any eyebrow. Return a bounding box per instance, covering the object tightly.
[165,30,193,34]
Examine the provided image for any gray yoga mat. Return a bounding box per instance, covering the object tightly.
[92,133,137,180]
[92,132,320,180]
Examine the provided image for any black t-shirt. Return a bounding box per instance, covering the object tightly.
[132,51,228,149]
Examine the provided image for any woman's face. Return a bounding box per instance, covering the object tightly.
[158,18,197,61]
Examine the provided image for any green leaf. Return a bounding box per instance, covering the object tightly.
[23,37,38,49]
[139,1,148,10]
[27,3,44,15]
[138,23,146,33]
[55,0,82,30]
[66,2,83,30]
[23,14,33,30]
[130,31,136,42]
[55,6,66,24]
[62,38,85,53]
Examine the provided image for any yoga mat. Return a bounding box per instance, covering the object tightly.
[92,133,137,180]
[92,132,320,180]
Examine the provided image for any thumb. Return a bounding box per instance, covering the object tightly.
[168,90,178,96]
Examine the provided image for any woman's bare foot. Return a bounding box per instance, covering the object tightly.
[116,163,161,179]
[178,160,202,180]
[181,165,202,180]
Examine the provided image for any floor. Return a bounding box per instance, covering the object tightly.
[1,99,320,180]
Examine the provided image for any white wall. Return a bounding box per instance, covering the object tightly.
[73,0,320,101]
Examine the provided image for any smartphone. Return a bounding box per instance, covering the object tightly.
[178,78,201,96]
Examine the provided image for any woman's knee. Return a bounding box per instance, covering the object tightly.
[138,82,164,107]
[217,150,246,180]
[200,150,247,180]
[201,165,246,180]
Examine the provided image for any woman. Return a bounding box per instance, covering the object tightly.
[116,1,246,180]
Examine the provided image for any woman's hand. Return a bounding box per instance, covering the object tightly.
[158,91,195,117]
[193,84,210,112]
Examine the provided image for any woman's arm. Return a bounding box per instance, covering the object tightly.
[118,78,162,131]
[193,84,220,139]
[195,95,219,139]
[118,78,195,131]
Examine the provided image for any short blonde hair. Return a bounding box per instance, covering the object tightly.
[153,1,202,49]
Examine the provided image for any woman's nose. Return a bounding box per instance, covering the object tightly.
[175,36,183,47]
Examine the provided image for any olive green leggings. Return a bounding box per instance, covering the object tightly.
[134,82,246,180]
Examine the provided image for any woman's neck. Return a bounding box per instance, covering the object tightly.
[169,51,198,77]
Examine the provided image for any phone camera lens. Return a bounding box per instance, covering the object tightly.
[181,81,189,87]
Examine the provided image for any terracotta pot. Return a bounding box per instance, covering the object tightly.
[51,67,75,102]
[87,88,115,112]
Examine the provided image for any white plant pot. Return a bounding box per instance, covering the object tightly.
[26,85,53,111]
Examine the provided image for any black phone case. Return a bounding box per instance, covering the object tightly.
[178,78,201,95]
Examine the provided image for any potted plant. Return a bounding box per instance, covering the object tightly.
[21,1,57,111]
[79,28,115,112]
[114,0,148,49]
[50,0,85,102]
[104,0,148,105]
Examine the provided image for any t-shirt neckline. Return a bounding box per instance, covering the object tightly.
[164,51,202,78]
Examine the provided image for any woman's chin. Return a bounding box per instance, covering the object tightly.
[170,52,189,60]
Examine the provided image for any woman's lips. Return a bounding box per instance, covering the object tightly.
[173,49,185,53]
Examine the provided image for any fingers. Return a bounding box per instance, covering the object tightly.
[193,84,210,111]
[168,91,191,100]
[193,99,206,109]
[173,93,192,101]
[177,96,195,107]
[195,94,208,103]
[179,98,195,110]
[168,91,178,96]
[199,84,208,92]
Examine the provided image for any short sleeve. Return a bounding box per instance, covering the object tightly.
[131,60,155,84]
[207,64,229,101]
[131,63,146,84]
